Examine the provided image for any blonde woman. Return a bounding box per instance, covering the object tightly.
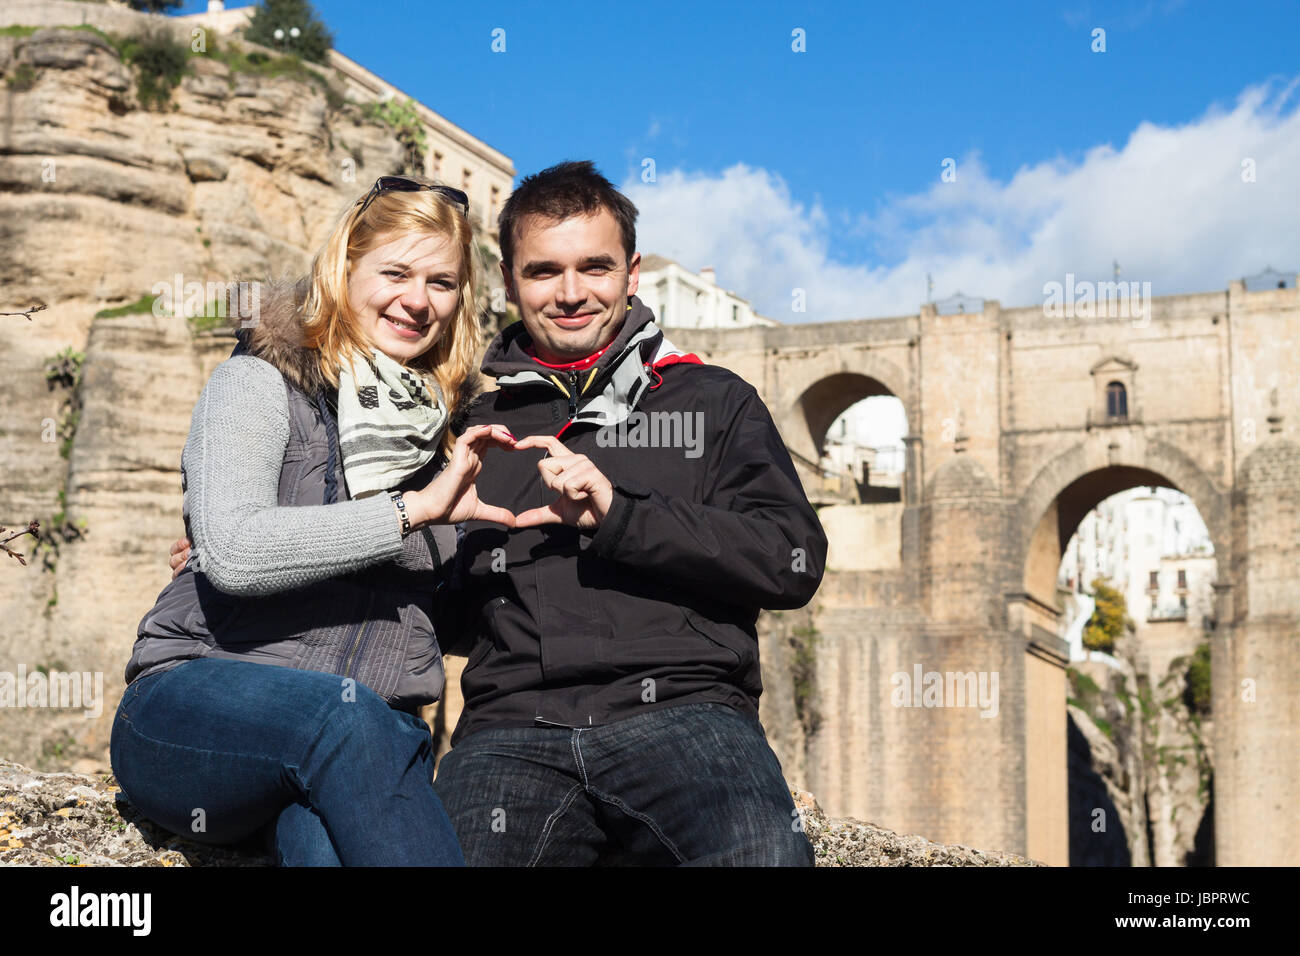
[111,176,515,866]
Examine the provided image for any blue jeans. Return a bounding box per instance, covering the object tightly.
[110,657,464,866]
[433,701,813,866]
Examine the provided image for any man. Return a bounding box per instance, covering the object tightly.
[171,161,827,865]
[428,161,827,865]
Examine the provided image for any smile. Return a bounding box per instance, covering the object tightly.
[550,313,596,329]
[383,314,428,338]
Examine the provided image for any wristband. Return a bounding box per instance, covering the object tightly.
[390,491,412,536]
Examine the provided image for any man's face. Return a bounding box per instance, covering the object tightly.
[503,208,640,363]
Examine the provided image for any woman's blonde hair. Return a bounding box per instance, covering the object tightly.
[302,175,481,455]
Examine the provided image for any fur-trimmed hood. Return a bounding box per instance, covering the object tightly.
[227,277,484,428]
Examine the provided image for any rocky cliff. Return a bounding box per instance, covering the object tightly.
[0,758,1040,866]
[0,23,411,769]
[1067,646,1213,866]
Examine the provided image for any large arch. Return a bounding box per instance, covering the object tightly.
[1016,437,1230,603]
[1010,437,1228,866]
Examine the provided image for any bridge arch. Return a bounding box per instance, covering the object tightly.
[779,353,915,502]
[1016,437,1229,604]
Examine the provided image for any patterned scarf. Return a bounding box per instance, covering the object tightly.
[336,350,447,498]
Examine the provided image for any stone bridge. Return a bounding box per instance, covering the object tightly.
[673,279,1299,866]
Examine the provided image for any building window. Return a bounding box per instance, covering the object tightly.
[432,152,443,179]
[732,304,739,324]
[1177,569,1187,590]
[489,185,501,227]
[1148,570,1159,592]
[1106,381,1128,419]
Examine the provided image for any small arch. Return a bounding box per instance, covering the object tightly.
[798,373,895,458]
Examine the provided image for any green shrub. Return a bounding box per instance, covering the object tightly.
[43,349,85,460]
[1083,577,1132,654]
[1184,642,1212,716]
[363,97,427,174]
[119,29,189,110]
[5,62,36,91]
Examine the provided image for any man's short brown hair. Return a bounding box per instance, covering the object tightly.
[497,160,638,272]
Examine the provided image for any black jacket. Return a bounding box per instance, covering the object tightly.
[443,297,827,744]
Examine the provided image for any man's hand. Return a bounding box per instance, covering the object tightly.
[512,434,614,531]
[407,424,518,528]
[169,536,190,579]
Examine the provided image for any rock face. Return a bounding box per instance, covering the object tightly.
[0,758,1040,867]
[1067,650,1213,866]
[0,25,408,769]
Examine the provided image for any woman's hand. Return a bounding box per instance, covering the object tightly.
[169,536,191,579]
[405,424,518,528]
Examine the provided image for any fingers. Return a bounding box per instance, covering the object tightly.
[542,459,606,502]
[168,537,190,576]
[471,502,517,528]
[512,434,565,457]
[513,503,564,528]
[459,423,516,450]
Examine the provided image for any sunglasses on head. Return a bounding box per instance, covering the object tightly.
[355,176,470,218]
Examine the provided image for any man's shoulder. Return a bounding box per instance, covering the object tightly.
[659,361,760,408]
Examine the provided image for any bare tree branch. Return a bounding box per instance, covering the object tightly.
[1,521,41,566]
[1,304,47,321]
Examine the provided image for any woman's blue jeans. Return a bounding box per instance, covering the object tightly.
[110,657,464,866]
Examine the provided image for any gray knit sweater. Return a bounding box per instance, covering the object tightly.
[185,354,405,596]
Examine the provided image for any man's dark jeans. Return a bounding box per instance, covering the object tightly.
[433,701,814,866]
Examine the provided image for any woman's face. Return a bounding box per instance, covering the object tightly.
[347,230,463,364]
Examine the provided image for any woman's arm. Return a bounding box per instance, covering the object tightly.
[184,355,405,596]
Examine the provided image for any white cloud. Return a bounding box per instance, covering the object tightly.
[623,79,1300,323]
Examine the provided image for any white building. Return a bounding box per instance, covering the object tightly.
[637,255,779,330]
[1058,486,1217,669]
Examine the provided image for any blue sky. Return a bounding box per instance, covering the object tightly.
[173,0,1300,321]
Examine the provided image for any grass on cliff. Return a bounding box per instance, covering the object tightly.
[2,24,121,92]
[207,40,345,109]
[93,295,157,320]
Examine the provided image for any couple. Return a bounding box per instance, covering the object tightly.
[111,161,829,866]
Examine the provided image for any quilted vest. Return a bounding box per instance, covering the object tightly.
[125,370,452,714]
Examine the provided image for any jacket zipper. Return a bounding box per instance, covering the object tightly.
[553,370,582,439]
